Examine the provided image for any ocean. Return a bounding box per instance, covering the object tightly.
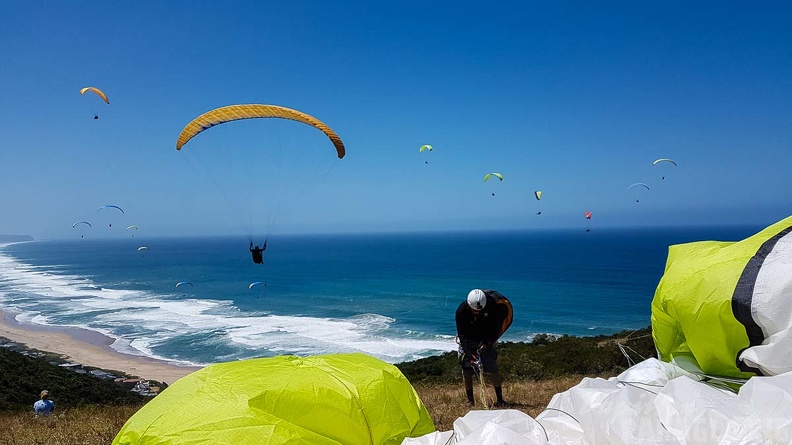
[0,226,761,367]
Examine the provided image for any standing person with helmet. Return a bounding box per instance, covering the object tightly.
[455,288,513,407]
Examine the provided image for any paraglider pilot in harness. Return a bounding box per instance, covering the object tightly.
[250,241,267,264]
[456,288,513,407]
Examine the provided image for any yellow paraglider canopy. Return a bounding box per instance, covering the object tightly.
[176,104,346,159]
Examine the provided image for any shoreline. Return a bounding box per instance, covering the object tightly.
[0,309,201,384]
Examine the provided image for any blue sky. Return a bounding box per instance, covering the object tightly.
[1,1,790,239]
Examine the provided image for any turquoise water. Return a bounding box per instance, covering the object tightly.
[0,226,760,366]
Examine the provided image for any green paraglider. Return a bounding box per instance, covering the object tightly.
[484,172,503,196]
[419,145,432,164]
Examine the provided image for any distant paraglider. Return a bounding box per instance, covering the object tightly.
[584,211,592,232]
[175,281,193,295]
[419,145,432,164]
[126,225,138,237]
[80,87,109,119]
[72,221,92,238]
[483,172,503,196]
[652,158,677,180]
[249,281,268,299]
[248,281,267,290]
[627,182,651,203]
[80,87,110,104]
[96,205,124,228]
[534,190,542,215]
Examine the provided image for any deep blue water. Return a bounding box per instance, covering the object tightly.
[0,226,761,366]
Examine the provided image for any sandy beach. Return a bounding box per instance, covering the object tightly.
[0,309,201,384]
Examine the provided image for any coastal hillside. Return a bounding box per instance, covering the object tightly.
[397,327,656,383]
[0,327,655,412]
[0,341,152,412]
[1,327,657,442]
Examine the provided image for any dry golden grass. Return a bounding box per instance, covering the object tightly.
[0,376,603,443]
[414,375,595,431]
[0,404,145,445]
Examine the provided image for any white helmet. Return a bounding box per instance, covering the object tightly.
[467,289,487,310]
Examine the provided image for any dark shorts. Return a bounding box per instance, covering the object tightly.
[458,345,499,376]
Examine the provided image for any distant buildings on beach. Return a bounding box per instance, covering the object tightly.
[1,337,160,396]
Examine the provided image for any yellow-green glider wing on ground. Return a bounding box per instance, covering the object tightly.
[112,353,434,445]
[652,215,792,378]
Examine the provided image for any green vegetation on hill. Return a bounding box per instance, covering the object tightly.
[397,327,656,383]
[0,345,151,412]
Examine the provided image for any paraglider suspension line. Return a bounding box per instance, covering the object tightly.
[471,354,492,409]
[542,408,580,425]
[617,381,662,395]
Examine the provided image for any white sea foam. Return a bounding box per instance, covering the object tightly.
[0,247,456,366]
